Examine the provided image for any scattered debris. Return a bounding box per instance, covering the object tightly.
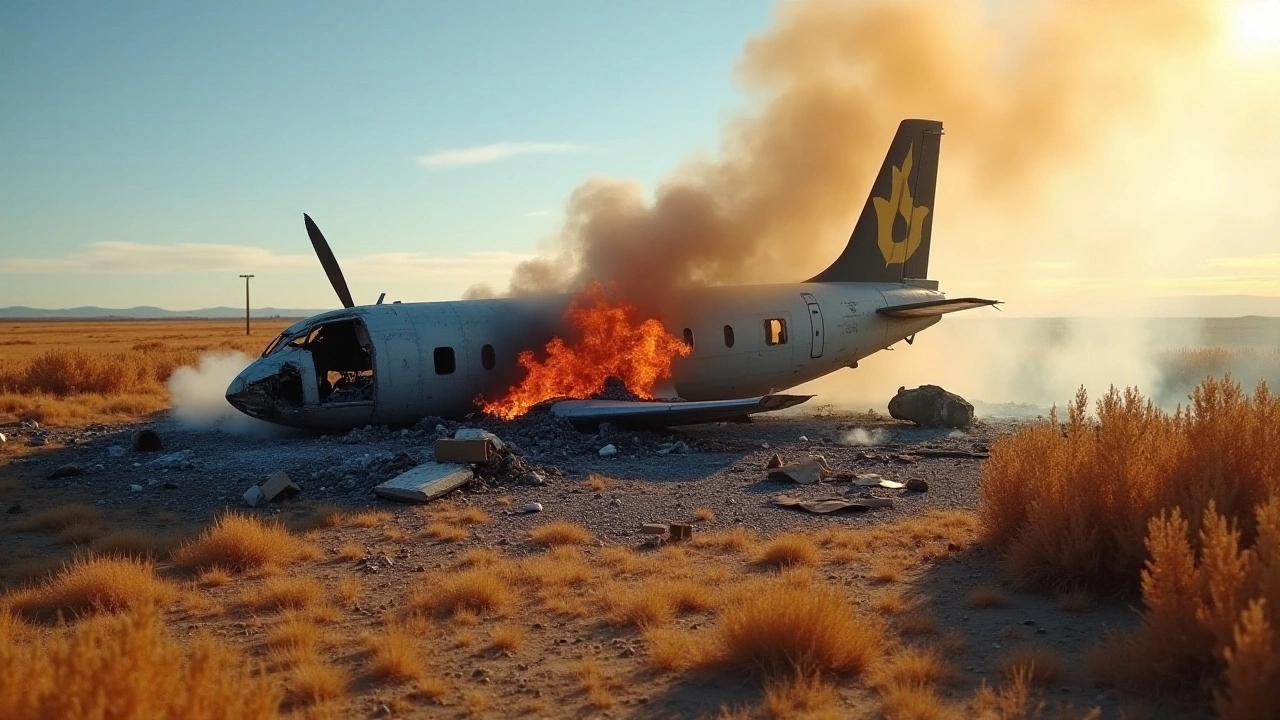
[373,462,473,504]
[27,436,46,447]
[48,463,83,479]
[888,385,974,428]
[766,456,834,485]
[668,522,693,541]
[641,523,669,535]
[765,453,785,469]
[0,432,6,443]
[129,484,144,492]
[598,444,618,457]
[260,471,301,502]
[243,485,265,506]
[906,478,930,492]
[131,428,163,452]
[849,473,905,489]
[773,494,894,514]
[150,450,196,470]
[522,502,544,513]
[435,430,502,463]
[912,449,990,459]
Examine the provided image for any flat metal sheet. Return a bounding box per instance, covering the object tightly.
[877,297,1000,318]
[549,394,813,428]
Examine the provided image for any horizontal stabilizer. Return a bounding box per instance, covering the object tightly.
[550,394,813,429]
[877,298,1000,318]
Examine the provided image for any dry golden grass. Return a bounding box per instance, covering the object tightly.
[198,567,232,587]
[754,533,820,569]
[881,683,958,720]
[873,646,956,689]
[526,521,593,547]
[576,657,619,709]
[981,378,1280,591]
[694,506,717,522]
[3,556,177,621]
[0,319,292,426]
[583,474,611,492]
[340,510,393,528]
[1092,499,1280,719]
[335,574,363,604]
[289,660,349,706]
[244,575,325,611]
[898,608,940,637]
[693,526,756,553]
[410,567,513,617]
[382,527,409,543]
[997,647,1064,686]
[761,673,842,719]
[13,503,101,532]
[1056,588,1095,613]
[0,604,281,719]
[364,627,426,681]
[424,522,469,542]
[174,514,317,571]
[337,542,365,560]
[966,585,1010,609]
[970,670,1035,720]
[56,521,99,545]
[266,611,323,659]
[711,578,882,679]
[489,624,526,653]
[869,560,905,584]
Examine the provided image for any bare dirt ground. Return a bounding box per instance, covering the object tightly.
[0,407,1201,719]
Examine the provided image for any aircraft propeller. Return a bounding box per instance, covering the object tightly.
[303,213,356,309]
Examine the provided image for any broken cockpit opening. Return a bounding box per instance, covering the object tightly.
[262,318,376,406]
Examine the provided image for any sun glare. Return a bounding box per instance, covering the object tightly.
[1230,0,1280,57]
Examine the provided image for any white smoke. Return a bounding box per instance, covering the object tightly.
[841,427,888,446]
[167,352,289,436]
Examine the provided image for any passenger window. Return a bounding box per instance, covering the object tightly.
[481,344,495,370]
[433,347,456,375]
[723,325,735,348]
[682,328,694,349]
[764,318,788,346]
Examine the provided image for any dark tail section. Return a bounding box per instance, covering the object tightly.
[806,119,943,283]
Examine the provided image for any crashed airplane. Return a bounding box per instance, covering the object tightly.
[225,119,999,430]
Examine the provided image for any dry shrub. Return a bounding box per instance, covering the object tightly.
[57,522,99,545]
[526,521,592,547]
[489,624,526,653]
[266,611,323,661]
[645,626,716,672]
[967,585,1010,609]
[603,577,713,628]
[762,673,842,719]
[174,514,316,571]
[13,504,100,532]
[880,683,958,720]
[693,526,755,553]
[1056,588,1095,613]
[337,543,365,560]
[711,578,882,679]
[289,660,348,706]
[755,533,820,569]
[424,522,469,542]
[0,605,280,720]
[576,657,619,709]
[335,574,363,604]
[4,556,177,621]
[873,646,955,689]
[244,575,325,611]
[0,347,198,396]
[341,509,393,528]
[364,627,425,681]
[981,379,1280,592]
[518,547,592,588]
[898,608,939,636]
[583,474,610,491]
[970,670,1037,720]
[997,647,1064,686]
[410,567,513,617]
[1095,499,1280,719]
[695,506,716,522]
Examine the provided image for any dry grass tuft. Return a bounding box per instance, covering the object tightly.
[997,647,1064,686]
[711,578,882,679]
[57,521,100,545]
[981,379,1280,592]
[364,627,426,681]
[424,522,469,542]
[4,556,177,621]
[337,543,366,561]
[244,575,325,611]
[583,474,611,492]
[966,585,1010,609]
[459,548,504,568]
[1056,588,1095,614]
[526,521,592,547]
[694,506,716,522]
[340,509,394,528]
[645,626,716,672]
[265,611,323,661]
[873,646,956,689]
[289,660,349,706]
[410,567,513,617]
[173,514,315,571]
[880,682,958,720]
[693,526,756,554]
[576,657,620,709]
[13,504,100,533]
[197,567,233,587]
[762,673,842,719]
[489,624,526,653]
[0,605,281,719]
[754,533,820,569]
[335,574,363,605]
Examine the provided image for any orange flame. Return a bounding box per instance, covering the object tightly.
[481,284,692,420]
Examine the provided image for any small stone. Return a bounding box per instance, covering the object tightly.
[1022,619,1037,626]
[610,498,622,507]
[0,432,6,443]
[522,502,543,513]
[49,464,83,479]
[108,445,125,457]
[798,435,809,442]
[673,441,690,454]
[242,485,264,507]
[765,453,785,469]
[906,478,930,492]
[598,444,618,457]
[129,484,144,492]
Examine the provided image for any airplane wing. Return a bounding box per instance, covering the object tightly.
[549,394,813,429]
[877,297,1001,318]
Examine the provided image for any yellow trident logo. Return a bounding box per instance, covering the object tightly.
[873,147,930,265]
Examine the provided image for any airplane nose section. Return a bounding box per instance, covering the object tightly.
[225,376,246,400]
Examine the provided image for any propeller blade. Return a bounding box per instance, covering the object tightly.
[303,213,356,309]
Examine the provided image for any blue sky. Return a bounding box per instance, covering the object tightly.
[1,0,772,309]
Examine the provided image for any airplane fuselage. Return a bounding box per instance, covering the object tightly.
[224,281,943,430]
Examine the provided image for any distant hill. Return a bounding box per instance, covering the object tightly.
[0,306,331,320]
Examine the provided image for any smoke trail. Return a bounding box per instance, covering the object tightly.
[479,0,1241,308]
[167,352,290,436]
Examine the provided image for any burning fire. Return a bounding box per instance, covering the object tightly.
[482,284,692,420]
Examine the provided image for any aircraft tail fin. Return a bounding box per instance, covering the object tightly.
[806,119,943,284]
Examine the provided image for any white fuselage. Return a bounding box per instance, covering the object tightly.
[225,282,943,429]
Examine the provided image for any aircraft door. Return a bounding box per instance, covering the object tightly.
[801,293,824,358]
[379,333,422,422]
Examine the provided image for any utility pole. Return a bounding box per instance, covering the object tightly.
[239,274,254,335]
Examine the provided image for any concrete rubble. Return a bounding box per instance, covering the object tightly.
[373,463,474,503]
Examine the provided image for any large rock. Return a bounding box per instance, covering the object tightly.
[888,385,974,429]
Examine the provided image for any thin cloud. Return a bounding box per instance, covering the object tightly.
[416,141,590,168]
[0,242,533,277]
